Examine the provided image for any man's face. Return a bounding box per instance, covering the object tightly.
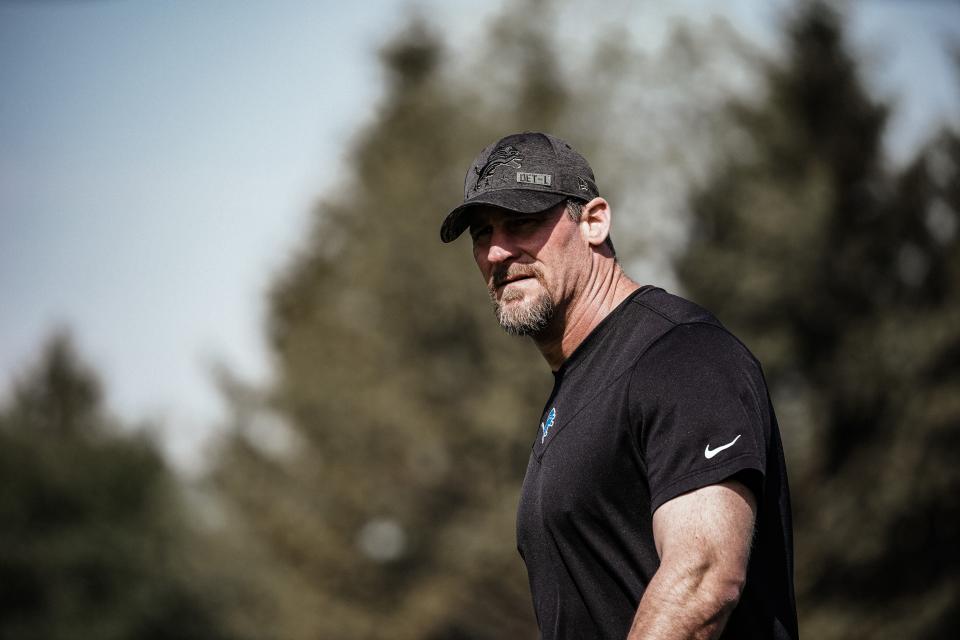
[468,202,585,336]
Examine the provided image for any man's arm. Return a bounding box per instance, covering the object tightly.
[626,480,757,640]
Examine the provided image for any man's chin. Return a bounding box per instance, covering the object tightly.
[494,296,554,337]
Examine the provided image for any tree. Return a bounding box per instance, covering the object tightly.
[0,333,237,640]
[209,16,554,638]
[676,3,960,637]
[206,3,788,638]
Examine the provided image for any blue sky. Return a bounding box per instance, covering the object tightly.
[1,1,958,468]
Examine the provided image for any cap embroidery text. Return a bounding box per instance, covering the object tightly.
[517,172,553,187]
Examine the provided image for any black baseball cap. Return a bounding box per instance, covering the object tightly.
[440,132,600,243]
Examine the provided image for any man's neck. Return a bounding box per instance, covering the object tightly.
[533,262,640,371]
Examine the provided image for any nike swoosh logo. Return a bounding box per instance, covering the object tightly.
[704,434,742,459]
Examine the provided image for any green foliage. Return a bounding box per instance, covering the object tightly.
[210,14,555,638]
[207,1,959,638]
[677,3,960,638]
[0,334,235,640]
[209,3,729,637]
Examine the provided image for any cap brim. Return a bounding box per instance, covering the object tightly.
[440,190,568,243]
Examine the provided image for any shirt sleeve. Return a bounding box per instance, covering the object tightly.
[630,322,770,513]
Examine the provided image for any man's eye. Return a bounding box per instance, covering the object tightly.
[471,226,491,241]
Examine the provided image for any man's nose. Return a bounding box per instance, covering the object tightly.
[486,229,516,264]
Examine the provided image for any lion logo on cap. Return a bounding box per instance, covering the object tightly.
[474,144,522,191]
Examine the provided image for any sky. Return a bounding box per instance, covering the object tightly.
[2,0,958,470]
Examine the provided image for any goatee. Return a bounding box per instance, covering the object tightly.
[489,265,555,336]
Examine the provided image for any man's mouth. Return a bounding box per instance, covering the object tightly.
[491,264,542,292]
[496,275,533,289]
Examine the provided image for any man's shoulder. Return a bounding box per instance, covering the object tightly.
[610,287,726,351]
[624,287,762,379]
[609,287,759,370]
[627,286,721,328]
[576,287,721,378]
[571,287,746,383]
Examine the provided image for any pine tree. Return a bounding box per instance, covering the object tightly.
[676,3,960,637]
[209,17,555,640]
[0,333,237,640]
[207,3,780,638]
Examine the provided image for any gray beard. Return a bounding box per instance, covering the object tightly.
[491,287,555,336]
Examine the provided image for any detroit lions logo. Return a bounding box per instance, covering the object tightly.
[474,144,522,191]
[541,407,557,443]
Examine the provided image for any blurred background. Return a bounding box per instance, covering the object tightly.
[2,0,958,638]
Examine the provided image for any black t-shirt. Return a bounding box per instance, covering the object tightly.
[516,286,798,640]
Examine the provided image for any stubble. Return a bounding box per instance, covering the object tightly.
[488,264,555,336]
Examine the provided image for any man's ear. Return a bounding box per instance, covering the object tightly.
[580,197,611,248]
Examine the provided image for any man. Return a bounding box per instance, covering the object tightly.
[440,132,798,640]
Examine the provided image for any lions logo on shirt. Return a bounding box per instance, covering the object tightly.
[541,407,557,443]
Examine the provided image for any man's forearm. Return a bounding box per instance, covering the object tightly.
[625,562,742,640]
[629,480,755,639]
